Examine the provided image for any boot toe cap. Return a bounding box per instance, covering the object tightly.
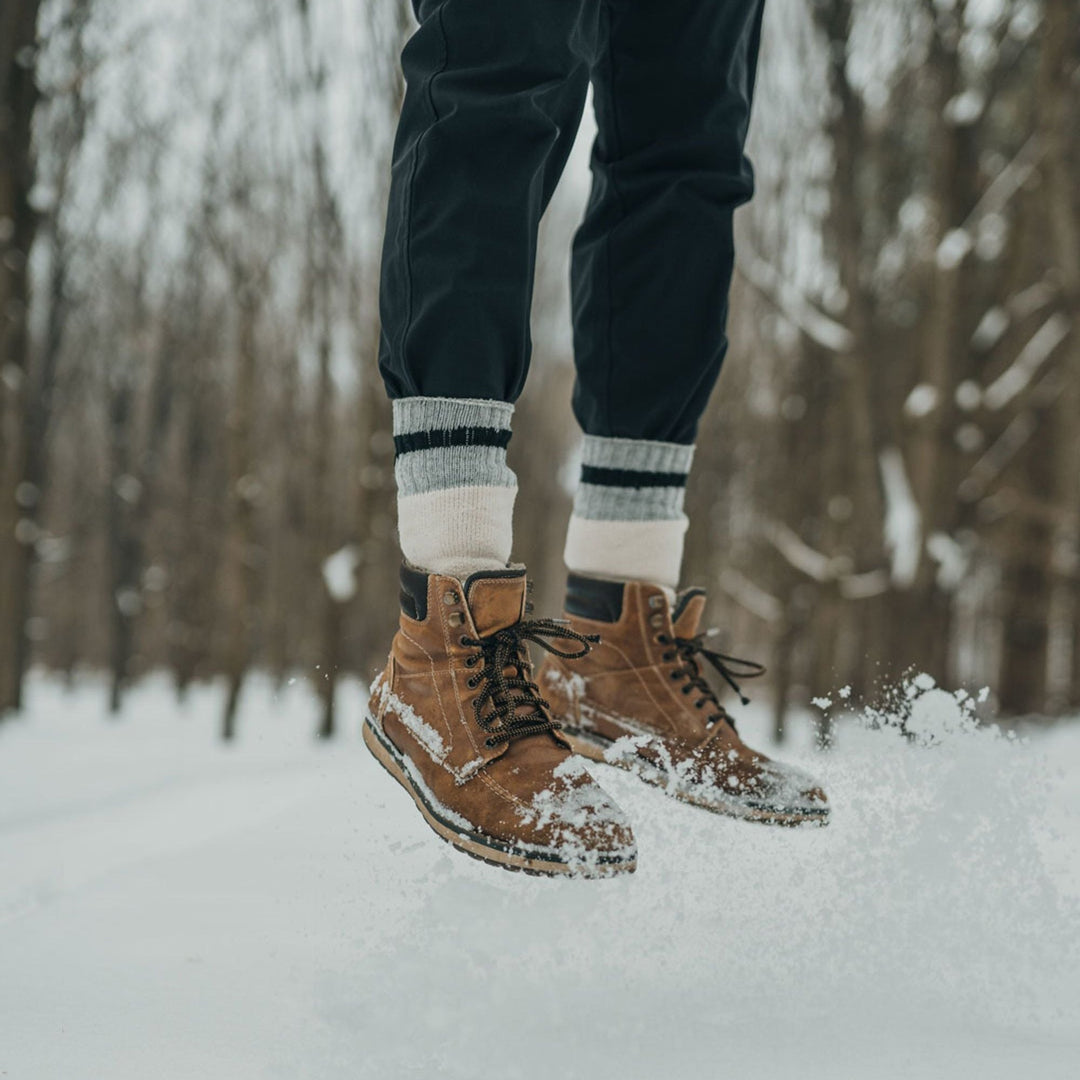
[520,763,637,867]
[751,758,829,815]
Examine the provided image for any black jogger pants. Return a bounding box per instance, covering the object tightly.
[377,0,766,445]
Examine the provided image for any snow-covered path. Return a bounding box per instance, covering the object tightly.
[2,675,1078,1079]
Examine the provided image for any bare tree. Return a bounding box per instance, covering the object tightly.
[0,0,44,715]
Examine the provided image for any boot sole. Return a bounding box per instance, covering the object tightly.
[562,727,829,828]
[362,717,636,878]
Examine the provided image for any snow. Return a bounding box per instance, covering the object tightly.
[878,446,922,588]
[944,89,986,126]
[955,422,985,452]
[983,313,1071,410]
[738,248,855,353]
[370,672,447,764]
[972,308,1009,352]
[936,228,973,270]
[903,382,939,419]
[2,672,1079,1079]
[321,545,360,603]
[955,377,985,410]
[718,567,783,624]
[926,531,969,590]
[766,519,833,583]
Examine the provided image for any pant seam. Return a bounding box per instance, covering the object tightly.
[399,1,452,395]
[599,0,626,436]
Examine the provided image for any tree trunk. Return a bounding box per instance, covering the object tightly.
[0,0,43,715]
[1038,0,1080,708]
[997,425,1056,715]
[221,288,260,740]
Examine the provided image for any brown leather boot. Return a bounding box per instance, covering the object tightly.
[538,573,829,826]
[363,564,637,876]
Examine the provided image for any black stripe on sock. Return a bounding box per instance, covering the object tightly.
[394,427,512,457]
[580,464,688,489]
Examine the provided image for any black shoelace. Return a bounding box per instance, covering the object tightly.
[460,619,600,748]
[656,631,766,729]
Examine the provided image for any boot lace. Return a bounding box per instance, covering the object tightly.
[656,631,765,730]
[460,619,599,748]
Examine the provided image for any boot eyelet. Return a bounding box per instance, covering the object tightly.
[661,651,674,662]
[448,611,464,627]
[484,737,497,748]
[466,675,479,689]
[650,613,664,628]
[459,635,470,646]
[465,655,477,667]
[443,590,459,606]
[648,595,664,609]
[670,671,681,680]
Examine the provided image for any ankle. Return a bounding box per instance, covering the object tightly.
[563,435,694,589]
[393,396,517,576]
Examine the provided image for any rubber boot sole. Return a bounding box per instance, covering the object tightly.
[562,726,829,828]
[362,717,637,877]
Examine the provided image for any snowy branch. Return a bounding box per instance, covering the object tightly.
[961,134,1045,232]
[958,410,1038,502]
[765,520,833,583]
[718,567,783,623]
[982,313,1071,411]
[737,248,855,353]
[878,447,921,589]
[763,519,893,600]
[839,570,891,600]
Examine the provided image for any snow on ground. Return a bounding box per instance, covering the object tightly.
[1,672,1078,1080]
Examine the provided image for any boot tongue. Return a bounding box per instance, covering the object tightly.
[464,568,527,635]
[672,587,707,638]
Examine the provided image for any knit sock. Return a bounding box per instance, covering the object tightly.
[393,396,516,578]
[564,436,694,591]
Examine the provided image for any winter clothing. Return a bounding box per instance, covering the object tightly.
[378,0,765,446]
[363,564,637,875]
[564,435,694,588]
[370,1,778,867]
[393,396,516,576]
[538,573,829,824]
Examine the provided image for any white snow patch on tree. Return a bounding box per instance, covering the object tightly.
[878,447,922,589]
[904,383,939,419]
[983,313,1070,410]
[766,520,832,583]
[955,378,984,410]
[975,212,1007,261]
[926,532,968,590]
[972,307,1009,351]
[936,228,973,270]
[944,89,985,126]
[322,545,359,602]
[954,423,985,453]
[718,567,783,623]
[738,248,855,353]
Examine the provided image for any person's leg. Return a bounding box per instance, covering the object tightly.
[565,0,766,589]
[380,0,593,577]
[367,1,636,876]
[544,0,827,825]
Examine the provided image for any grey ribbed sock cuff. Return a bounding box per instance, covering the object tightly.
[572,436,694,521]
[393,396,516,497]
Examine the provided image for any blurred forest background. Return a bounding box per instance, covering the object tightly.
[1,0,1078,740]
